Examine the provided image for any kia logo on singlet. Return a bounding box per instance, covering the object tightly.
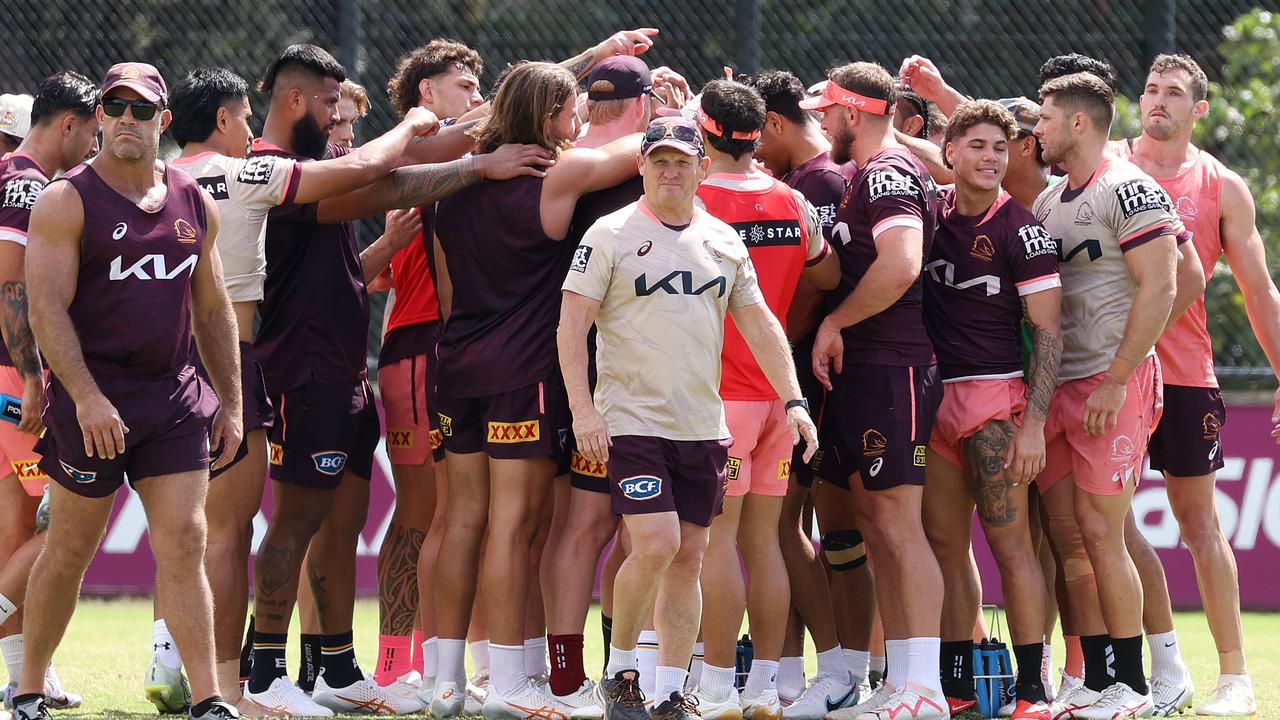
[619,475,662,500]
[634,271,727,297]
[109,254,198,281]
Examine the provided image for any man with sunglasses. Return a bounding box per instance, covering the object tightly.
[560,116,817,720]
[14,62,243,720]
[0,70,100,715]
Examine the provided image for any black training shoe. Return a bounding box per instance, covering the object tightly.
[11,694,51,720]
[599,670,650,720]
[189,698,240,720]
[651,691,701,720]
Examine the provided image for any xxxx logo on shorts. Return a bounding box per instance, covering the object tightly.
[726,456,742,480]
[619,475,662,500]
[437,413,453,437]
[571,450,607,478]
[59,460,96,484]
[1202,412,1222,441]
[488,420,539,443]
[268,442,284,466]
[387,428,413,449]
[777,458,792,479]
[11,458,47,482]
[429,428,444,450]
[311,450,348,476]
[913,445,927,467]
[862,429,887,457]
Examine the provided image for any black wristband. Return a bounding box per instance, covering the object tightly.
[785,398,809,413]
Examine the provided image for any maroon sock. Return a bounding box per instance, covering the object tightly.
[548,633,586,696]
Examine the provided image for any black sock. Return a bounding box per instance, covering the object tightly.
[940,640,975,699]
[1110,635,1148,695]
[190,696,224,717]
[1081,635,1113,692]
[239,616,255,682]
[297,633,322,693]
[247,632,288,694]
[1013,643,1048,703]
[320,631,363,688]
[601,614,613,673]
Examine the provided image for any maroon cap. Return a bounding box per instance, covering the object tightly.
[100,62,168,104]
[586,56,653,101]
[641,117,703,157]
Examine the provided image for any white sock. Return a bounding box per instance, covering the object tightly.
[816,645,849,683]
[905,637,942,694]
[0,593,15,626]
[1041,642,1054,699]
[1218,673,1251,688]
[438,638,467,686]
[637,630,659,698]
[422,637,439,682]
[778,656,805,701]
[524,637,549,678]
[605,645,637,677]
[490,643,525,697]
[654,665,688,702]
[1,634,22,684]
[844,649,870,685]
[469,639,491,677]
[699,663,735,702]
[870,655,886,677]
[1147,630,1189,683]
[745,659,778,697]
[151,619,182,669]
[885,639,908,691]
[686,642,705,692]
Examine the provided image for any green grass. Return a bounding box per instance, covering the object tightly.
[24,599,1280,718]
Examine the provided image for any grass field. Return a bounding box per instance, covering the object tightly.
[23,599,1280,718]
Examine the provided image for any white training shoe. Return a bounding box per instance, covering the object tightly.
[143,657,191,714]
[40,666,82,711]
[242,677,335,717]
[1051,679,1098,720]
[784,672,857,720]
[482,681,573,720]
[741,688,783,720]
[414,674,436,710]
[1072,682,1154,720]
[851,683,947,720]
[468,673,492,715]
[1194,677,1256,717]
[430,681,466,718]
[1057,672,1084,703]
[688,685,743,720]
[376,670,422,705]
[1151,674,1194,717]
[312,673,423,714]
[825,683,890,720]
[554,679,604,720]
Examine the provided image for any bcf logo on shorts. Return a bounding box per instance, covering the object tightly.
[311,451,349,476]
[619,475,662,501]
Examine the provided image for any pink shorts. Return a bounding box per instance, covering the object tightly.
[1037,356,1163,496]
[724,399,793,497]
[0,366,47,497]
[929,378,1027,468]
[378,353,440,467]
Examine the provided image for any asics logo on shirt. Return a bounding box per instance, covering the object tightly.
[109,254,198,281]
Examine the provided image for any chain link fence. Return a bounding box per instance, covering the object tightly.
[2,0,1275,388]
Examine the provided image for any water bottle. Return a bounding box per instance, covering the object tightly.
[734,634,754,690]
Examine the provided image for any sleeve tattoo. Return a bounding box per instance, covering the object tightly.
[1022,299,1062,422]
[0,280,41,380]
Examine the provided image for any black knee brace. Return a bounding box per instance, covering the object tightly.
[821,529,867,571]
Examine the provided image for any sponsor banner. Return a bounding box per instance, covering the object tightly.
[973,402,1280,610]
[80,402,1280,609]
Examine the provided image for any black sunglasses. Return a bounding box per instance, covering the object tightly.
[102,97,160,121]
[642,122,701,150]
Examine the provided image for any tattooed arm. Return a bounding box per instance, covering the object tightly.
[1006,288,1063,484]
[0,242,43,434]
[316,146,554,224]
[559,28,658,79]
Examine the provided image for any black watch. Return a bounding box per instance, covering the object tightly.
[785,398,809,413]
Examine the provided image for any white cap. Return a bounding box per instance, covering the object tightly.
[0,94,34,141]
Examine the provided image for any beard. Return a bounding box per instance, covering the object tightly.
[292,113,330,160]
[1143,117,1179,141]
[830,125,855,165]
[108,133,154,163]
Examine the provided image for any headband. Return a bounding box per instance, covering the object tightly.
[697,106,762,141]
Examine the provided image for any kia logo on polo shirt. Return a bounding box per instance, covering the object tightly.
[619,475,662,500]
[311,450,349,476]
